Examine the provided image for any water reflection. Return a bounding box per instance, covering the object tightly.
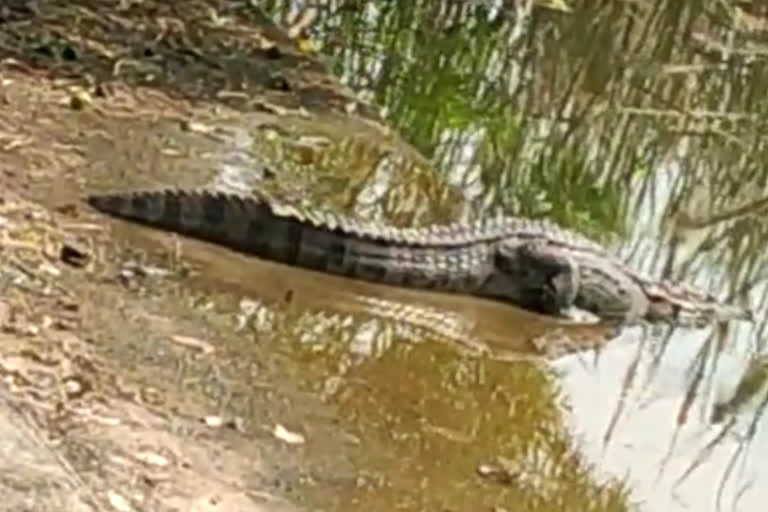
[204,113,462,225]
[252,1,768,510]
[104,213,629,508]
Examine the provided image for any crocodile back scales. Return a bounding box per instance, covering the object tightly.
[86,188,501,292]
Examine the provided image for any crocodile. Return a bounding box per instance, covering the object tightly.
[84,188,754,328]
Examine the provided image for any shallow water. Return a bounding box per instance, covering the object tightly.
[255,2,768,510]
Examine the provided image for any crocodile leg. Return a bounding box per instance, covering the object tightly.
[572,257,651,325]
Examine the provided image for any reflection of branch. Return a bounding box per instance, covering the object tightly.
[691,31,768,57]
[679,194,768,229]
[665,129,746,148]
[657,63,728,75]
[619,107,755,122]
[504,0,534,49]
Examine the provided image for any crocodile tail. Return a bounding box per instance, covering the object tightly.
[85,188,496,292]
[86,189,308,263]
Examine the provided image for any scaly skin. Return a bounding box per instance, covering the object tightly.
[498,238,753,327]
[86,189,563,316]
[85,188,754,327]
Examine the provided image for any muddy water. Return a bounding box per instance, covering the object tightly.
[97,216,627,511]
[247,2,768,510]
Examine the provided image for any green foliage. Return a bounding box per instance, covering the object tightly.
[524,146,626,239]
